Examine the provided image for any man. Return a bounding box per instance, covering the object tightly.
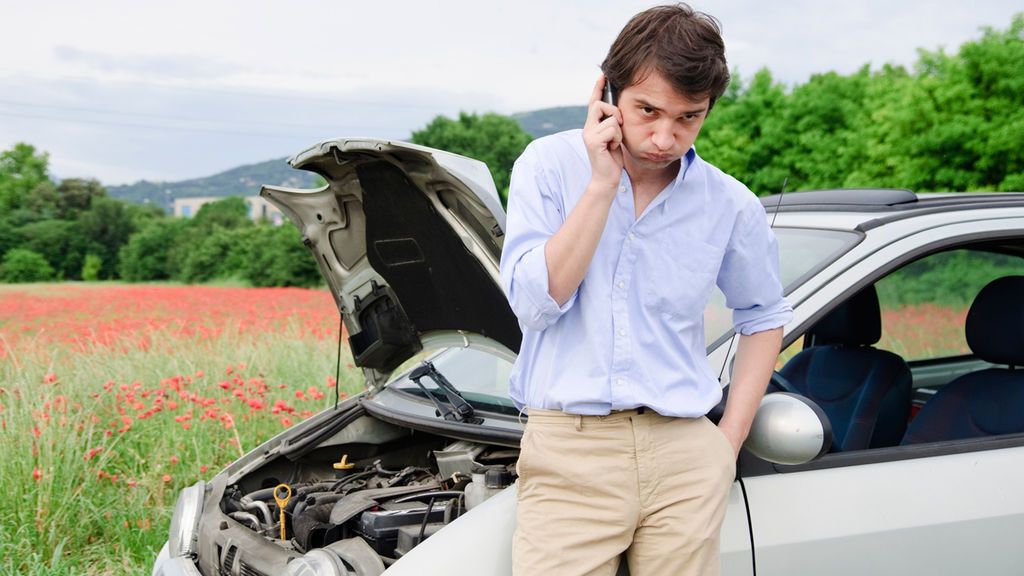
[498,4,792,576]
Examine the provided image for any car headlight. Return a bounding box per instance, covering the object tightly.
[284,549,348,576]
[168,481,205,558]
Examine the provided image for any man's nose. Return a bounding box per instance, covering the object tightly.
[651,122,674,150]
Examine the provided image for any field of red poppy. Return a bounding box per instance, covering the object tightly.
[0,283,968,575]
[0,283,361,575]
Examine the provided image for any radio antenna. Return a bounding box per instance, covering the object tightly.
[770,177,788,229]
[717,176,790,384]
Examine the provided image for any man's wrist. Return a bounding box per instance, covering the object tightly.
[586,180,620,202]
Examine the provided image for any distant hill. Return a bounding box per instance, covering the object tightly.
[106,157,321,207]
[106,106,587,207]
[514,106,587,138]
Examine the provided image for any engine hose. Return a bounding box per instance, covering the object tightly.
[239,496,274,526]
[284,482,336,515]
[293,493,345,519]
[242,487,277,502]
[391,491,464,504]
[329,470,378,492]
[229,511,261,531]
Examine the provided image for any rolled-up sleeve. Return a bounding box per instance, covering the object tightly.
[499,146,578,332]
[717,199,793,335]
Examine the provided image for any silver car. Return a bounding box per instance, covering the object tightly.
[153,138,1024,576]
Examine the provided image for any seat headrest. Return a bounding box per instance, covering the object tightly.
[966,276,1024,366]
[811,285,881,346]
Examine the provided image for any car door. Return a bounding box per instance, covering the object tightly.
[735,217,1024,574]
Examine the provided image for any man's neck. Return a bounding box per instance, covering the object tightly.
[623,156,681,219]
[623,156,680,194]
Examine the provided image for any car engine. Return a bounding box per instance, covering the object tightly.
[214,414,517,575]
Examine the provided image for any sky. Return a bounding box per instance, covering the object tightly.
[1,0,1020,186]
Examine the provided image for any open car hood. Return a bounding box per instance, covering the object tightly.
[261,138,521,390]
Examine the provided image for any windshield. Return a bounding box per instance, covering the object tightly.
[388,346,517,414]
[704,226,861,347]
[386,226,860,404]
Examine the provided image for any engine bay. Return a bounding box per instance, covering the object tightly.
[213,413,518,575]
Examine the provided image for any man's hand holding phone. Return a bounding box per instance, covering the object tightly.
[583,74,624,199]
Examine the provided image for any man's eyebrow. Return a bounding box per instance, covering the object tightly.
[635,99,706,116]
[635,99,661,112]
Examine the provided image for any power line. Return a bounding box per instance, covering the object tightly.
[0,69,452,110]
[0,109,398,139]
[0,97,338,130]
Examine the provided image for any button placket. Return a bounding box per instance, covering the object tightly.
[609,226,636,407]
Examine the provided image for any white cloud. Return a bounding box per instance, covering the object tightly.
[0,0,1019,184]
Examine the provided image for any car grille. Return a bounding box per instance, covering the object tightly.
[239,562,268,576]
[220,544,237,575]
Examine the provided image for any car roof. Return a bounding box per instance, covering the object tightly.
[761,189,1024,232]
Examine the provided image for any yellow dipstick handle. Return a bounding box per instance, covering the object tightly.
[333,454,355,470]
[273,484,292,541]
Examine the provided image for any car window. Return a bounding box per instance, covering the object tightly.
[704,227,861,347]
[773,238,1024,462]
[875,248,1024,361]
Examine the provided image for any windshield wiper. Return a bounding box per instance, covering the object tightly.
[409,361,481,424]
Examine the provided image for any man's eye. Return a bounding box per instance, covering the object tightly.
[641,107,655,115]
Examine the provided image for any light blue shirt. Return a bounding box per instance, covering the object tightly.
[499,130,792,418]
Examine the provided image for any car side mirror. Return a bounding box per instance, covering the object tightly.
[744,393,832,465]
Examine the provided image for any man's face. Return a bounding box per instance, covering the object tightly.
[617,69,710,172]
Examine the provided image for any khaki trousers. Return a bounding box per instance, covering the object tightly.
[512,408,735,576]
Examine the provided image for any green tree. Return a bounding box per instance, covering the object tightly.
[411,112,533,204]
[699,69,790,194]
[241,225,322,287]
[0,220,25,262]
[0,248,54,283]
[178,227,240,283]
[119,218,189,281]
[55,178,108,219]
[81,253,103,281]
[190,197,252,234]
[14,219,86,280]
[77,197,137,279]
[0,143,50,213]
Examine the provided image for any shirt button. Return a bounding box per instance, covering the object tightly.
[618,185,626,193]
[618,329,626,337]
[628,232,636,241]
[617,378,626,386]
[617,281,625,289]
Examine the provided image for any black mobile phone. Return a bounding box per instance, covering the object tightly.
[603,78,618,106]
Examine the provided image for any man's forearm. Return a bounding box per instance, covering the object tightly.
[544,183,616,306]
[718,327,783,454]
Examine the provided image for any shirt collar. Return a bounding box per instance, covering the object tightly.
[658,147,698,213]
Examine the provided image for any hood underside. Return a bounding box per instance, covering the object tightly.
[261,138,521,384]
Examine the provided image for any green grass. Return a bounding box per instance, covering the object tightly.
[0,285,361,575]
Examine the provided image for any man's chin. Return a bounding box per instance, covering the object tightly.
[634,155,680,170]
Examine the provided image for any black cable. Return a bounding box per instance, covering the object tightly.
[417,497,436,544]
[738,178,784,575]
[737,460,757,575]
[335,314,343,411]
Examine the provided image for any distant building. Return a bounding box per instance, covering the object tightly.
[172,196,284,225]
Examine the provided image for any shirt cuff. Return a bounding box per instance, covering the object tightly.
[512,242,578,331]
[733,298,793,336]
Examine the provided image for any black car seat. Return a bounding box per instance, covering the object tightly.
[901,276,1024,444]
[779,285,913,451]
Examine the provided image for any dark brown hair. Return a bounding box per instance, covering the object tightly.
[601,3,730,108]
